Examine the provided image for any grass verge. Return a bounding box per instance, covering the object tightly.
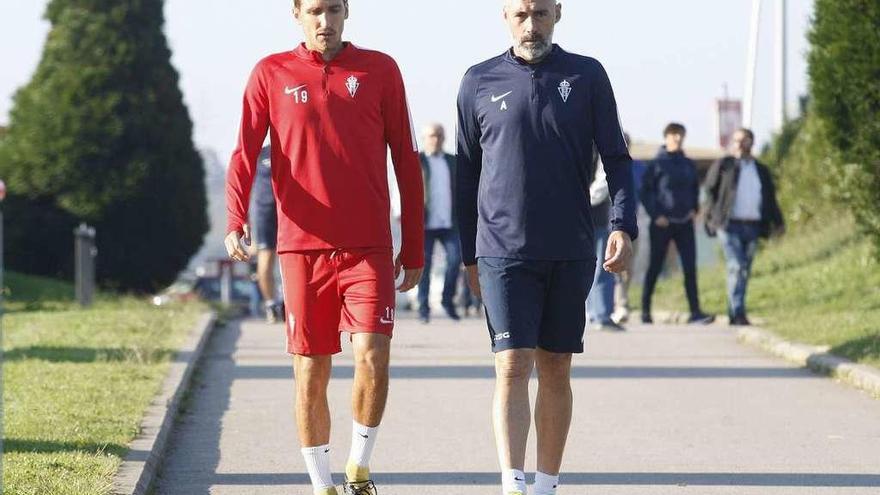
[648,214,880,368]
[2,272,206,495]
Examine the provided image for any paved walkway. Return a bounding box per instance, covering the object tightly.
[156,313,880,494]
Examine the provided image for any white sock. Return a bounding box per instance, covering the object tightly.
[301,444,335,491]
[502,469,527,494]
[348,421,379,469]
[534,472,559,495]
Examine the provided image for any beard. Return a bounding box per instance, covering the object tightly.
[517,36,552,60]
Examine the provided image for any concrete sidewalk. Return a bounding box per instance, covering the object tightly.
[156,314,880,494]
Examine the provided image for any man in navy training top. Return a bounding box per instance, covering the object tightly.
[456,1,638,494]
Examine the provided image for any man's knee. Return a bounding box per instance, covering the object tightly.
[495,350,534,382]
[294,355,332,395]
[536,350,572,385]
[353,334,391,378]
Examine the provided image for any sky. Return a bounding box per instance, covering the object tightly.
[2,1,814,163]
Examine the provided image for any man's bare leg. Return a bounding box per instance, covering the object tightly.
[494,349,535,493]
[294,354,336,493]
[535,349,573,477]
[256,250,276,300]
[346,333,391,484]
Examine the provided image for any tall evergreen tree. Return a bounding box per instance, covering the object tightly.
[0,0,207,291]
[809,0,880,255]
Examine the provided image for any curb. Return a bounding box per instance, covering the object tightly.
[112,311,218,495]
[736,327,880,399]
[652,310,880,398]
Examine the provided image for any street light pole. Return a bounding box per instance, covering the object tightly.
[744,0,763,128]
[775,0,788,129]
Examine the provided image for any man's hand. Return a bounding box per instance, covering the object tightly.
[394,254,423,292]
[603,231,633,274]
[225,224,251,262]
[655,216,670,228]
[466,264,481,299]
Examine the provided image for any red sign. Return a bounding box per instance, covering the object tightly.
[716,99,743,150]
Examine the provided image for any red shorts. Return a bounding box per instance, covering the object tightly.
[279,247,396,356]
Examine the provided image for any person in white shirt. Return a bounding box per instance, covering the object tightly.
[417,123,463,323]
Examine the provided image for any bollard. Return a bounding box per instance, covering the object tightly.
[74,223,97,307]
[219,259,233,306]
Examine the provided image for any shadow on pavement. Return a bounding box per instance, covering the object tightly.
[201,471,880,487]
[154,320,240,495]
[230,364,815,380]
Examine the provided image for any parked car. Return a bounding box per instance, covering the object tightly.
[152,259,256,315]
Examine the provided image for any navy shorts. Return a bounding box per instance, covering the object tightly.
[253,206,278,250]
[478,257,596,354]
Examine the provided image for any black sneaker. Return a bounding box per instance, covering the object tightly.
[343,479,377,495]
[730,315,751,326]
[688,313,716,325]
[641,313,653,324]
[442,304,461,321]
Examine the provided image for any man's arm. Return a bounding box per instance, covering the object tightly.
[589,160,610,206]
[761,164,786,235]
[690,158,700,216]
[639,162,658,219]
[455,70,483,268]
[383,59,425,289]
[590,60,638,242]
[703,158,723,204]
[225,62,271,260]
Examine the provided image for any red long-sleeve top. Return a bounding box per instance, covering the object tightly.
[226,43,425,268]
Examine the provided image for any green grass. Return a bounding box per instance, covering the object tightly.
[2,272,206,495]
[649,215,880,367]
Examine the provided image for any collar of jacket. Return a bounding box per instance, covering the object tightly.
[293,41,356,67]
[504,43,562,70]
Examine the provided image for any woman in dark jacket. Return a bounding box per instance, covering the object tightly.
[640,123,713,324]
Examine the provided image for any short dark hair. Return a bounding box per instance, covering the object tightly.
[294,0,348,8]
[737,127,755,141]
[663,122,686,136]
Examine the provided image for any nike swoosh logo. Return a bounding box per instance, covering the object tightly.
[285,84,307,95]
[359,433,369,439]
[514,477,524,481]
[490,91,513,102]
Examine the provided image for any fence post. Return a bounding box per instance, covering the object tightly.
[74,223,97,307]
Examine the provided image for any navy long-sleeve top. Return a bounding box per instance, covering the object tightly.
[639,147,700,222]
[456,45,638,265]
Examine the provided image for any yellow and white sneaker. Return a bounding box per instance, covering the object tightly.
[343,463,376,494]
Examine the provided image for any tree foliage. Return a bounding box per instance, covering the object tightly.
[0,0,207,291]
[809,0,880,255]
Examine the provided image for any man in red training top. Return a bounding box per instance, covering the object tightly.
[224,1,424,494]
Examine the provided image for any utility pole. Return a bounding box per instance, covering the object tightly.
[744,0,763,128]
[775,0,788,129]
